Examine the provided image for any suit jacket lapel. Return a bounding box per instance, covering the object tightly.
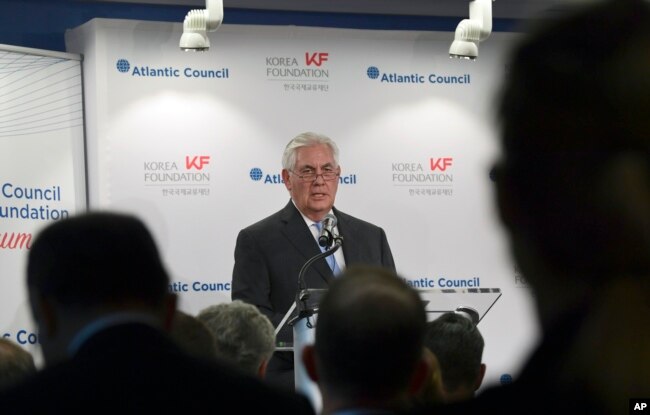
[279,201,334,283]
[333,206,359,265]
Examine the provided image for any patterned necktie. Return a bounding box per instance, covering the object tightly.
[314,221,340,275]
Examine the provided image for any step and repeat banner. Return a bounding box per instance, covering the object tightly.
[65,19,539,386]
[0,45,86,360]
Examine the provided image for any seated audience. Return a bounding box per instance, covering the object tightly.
[301,265,430,414]
[198,300,276,379]
[169,310,216,360]
[422,312,485,402]
[0,339,36,391]
[0,212,314,414]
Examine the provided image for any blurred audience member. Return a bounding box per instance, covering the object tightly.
[0,339,36,391]
[170,310,216,360]
[302,265,430,414]
[414,348,446,407]
[0,212,314,414]
[423,312,485,402]
[413,2,650,415]
[198,300,275,379]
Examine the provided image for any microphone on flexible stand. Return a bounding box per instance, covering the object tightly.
[295,215,343,318]
[318,213,337,248]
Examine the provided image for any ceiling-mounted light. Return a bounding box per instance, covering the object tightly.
[449,0,493,60]
[179,0,223,52]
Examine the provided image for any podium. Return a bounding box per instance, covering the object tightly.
[277,286,502,412]
[281,288,327,411]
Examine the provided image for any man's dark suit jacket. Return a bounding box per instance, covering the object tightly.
[232,200,395,389]
[0,323,315,414]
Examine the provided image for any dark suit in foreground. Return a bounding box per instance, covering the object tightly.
[0,323,314,413]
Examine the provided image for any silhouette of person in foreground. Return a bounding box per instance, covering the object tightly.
[0,212,314,414]
[302,266,430,414]
[415,2,650,415]
[422,312,485,403]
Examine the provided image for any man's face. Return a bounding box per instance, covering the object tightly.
[282,143,340,221]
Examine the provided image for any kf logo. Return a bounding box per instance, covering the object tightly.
[634,403,648,411]
[430,157,453,172]
[305,52,329,67]
[186,155,210,170]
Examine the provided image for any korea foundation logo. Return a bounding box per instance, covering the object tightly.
[266,52,331,92]
[366,66,470,86]
[144,155,212,197]
[392,157,454,197]
[115,58,230,80]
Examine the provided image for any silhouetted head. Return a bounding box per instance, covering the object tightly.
[424,312,485,401]
[312,265,426,401]
[28,212,170,310]
[27,212,175,364]
[494,0,650,288]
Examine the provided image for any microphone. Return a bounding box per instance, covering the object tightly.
[318,213,337,248]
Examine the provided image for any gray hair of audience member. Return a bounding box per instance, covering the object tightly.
[313,265,426,399]
[493,0,650,282]
[197,300,276,376]
[170,310,217,361]
[0,338,36,391]
[423,312,484,393]
[281,132,340,171]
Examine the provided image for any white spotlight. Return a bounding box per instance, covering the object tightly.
[179,0,223,52]
[449,0,493,60]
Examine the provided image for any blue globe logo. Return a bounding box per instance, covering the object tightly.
[500,374,513,385]
[249,168,263,181]
[367,66,380,79]
[116,59,130,73]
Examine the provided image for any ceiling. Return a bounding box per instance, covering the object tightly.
[90,0,573,20]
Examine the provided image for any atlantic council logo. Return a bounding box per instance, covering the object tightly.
[500,374,513,385]
[249,168,284,184]
[116,59,130,73]
[248,167,357,185]
[366,66,380,79]
[114,59,230,79]
[249,168,264,181]
[407,276,481,289]
[365,66,471,85]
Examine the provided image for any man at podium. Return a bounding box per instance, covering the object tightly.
[232,131,396,391]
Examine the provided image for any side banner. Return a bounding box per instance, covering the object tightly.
[65,19,538,387]
[0,45,86,359]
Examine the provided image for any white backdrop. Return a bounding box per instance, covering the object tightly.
[65,19,539,388]
[0,44,86,360]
